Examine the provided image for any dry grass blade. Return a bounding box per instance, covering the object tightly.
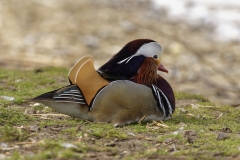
[31,114,70,117]
[217,113,223,119]
[156,123,170,128]
[187,113,198,119]
[138,115,147,124]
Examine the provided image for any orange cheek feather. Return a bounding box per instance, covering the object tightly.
[134,58,159,86]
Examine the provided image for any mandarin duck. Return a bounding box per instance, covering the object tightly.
[30,39,175,126]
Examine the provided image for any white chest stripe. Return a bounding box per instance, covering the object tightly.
[152,85,166,117]
[152,85,172,118]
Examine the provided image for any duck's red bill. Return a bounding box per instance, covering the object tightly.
[158,64,168,73]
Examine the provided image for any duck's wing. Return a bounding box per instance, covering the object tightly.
[75,59,109,105]
[30,85,86,104]
[29,85,93,119]
[68,55,94,84]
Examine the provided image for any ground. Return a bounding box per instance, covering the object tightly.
[0,0,240,105]
[0,1,240,159]
[0,68,240,160]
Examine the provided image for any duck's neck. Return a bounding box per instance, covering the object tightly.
[133,58,159,86]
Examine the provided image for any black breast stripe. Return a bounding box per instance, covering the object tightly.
[152,85,166,117]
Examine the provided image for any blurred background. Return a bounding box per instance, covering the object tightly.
[0,0,239,105]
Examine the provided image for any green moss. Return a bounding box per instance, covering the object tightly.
[127,123,148,133]
[24,140,90,160]
[1,68,240,159]
[0,107,33,125]
[0,67,68,105]
[83,123,127,139]
[0,125,29,142]
[175,91,209,102]
[8,151,22,160]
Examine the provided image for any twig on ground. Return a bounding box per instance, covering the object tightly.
[138,115,147,124]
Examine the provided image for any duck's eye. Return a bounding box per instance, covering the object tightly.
[153,55,158,59]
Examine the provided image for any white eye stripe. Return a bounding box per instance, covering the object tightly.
[117,55,135,64]
[136,42,162,57]
[117,42,163,64]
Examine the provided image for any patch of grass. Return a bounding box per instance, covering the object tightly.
[38,117,83,128]
[24,140,91,160]
[0,67,68,105]
[1,68,240,159]
[0,125,29,142]
[175,91,209,102]
[0,107,33,125]
[83,123,127,139]
[127,123,148,133]
[8,151,21,160]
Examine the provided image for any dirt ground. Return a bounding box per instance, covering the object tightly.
[1,1,240,159]
[1,68,240,159]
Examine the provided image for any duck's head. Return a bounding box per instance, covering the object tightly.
[98,39,167,79]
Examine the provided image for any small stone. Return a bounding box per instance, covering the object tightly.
[24,108,36,115]
[15,79,22,83]
[172,131,178,135]
[209,128,214,131]
[168,144,177,152]
[178,130,197,137]
[184,130,198,137]
[29,125,40,132]
[30,103,41,107]
[163,138,173,144]
[105,143,116,147]
[191,104,200,109]
[121,150,130,156]
[50,127,61,132]
[36,110,42,114]
[221,127,232,133]
[0,142,8,148]
[187,113,198,119]
[178,122,186,127]
[87,153,97,158]
[75,125,82,132]
[217,132,229,140]
[178,127,184,130]
[0,96,15,101]
[83,133,88,138]
[127,132,135,137]
[145,148,158,153]
[155,143,161,147]
[60,143,78,149]
[179,108,188,113]
[187,136,195,144]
